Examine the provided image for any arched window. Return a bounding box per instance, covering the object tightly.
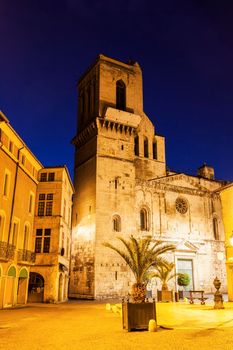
[134,136,139,156]
[11,220,19,247]
[8,265,16,277]
[153,140,157,159]
[113,215,121,232]
[213,218,219,240]
[116,80,126,111]
[144,137,149,158]
[140,208,149,231]
[23,224,30,250]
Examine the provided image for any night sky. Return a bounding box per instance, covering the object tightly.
[1,1,233,181]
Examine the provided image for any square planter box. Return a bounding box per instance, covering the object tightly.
[122,300,156,331]
[157,290,173,302]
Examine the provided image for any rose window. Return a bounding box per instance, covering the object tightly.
[175,197,188,214]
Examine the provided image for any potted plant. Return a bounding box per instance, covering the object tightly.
[177,273,190,299]
[148,262,179,302]
[103,235,175,330]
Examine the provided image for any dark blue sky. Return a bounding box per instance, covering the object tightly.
[1,1,233,181]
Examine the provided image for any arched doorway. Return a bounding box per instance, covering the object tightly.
[28,272,44,302]
[17,268,29,304]
[58,273,64,302]
[4,265,17,307]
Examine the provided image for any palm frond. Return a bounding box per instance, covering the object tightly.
[103,236,176,284]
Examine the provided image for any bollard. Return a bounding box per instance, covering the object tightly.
[148,319,157,332]
[105,303,111,311]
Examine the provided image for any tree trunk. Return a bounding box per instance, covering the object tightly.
[131,283,146,303]
[162,283,168,291]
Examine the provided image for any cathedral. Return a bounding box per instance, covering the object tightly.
[69,54,228,299]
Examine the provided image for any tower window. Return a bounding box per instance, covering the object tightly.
[113,215,121,232]
[116,80,126,111]
[144,137,149,158]
[140,208,149,231]
[153,140,157,159]
[134,136,139,156]
[114,178,118,190]
[213,218,219,240]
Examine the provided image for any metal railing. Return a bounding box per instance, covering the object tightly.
[17,249,36,263]
[0,241,15,260]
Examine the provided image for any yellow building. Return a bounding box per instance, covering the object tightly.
[0,111,42,308]
[218,184,233,301]
[29,166,74,303]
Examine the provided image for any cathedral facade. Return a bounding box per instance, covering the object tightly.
[69,55,228,299]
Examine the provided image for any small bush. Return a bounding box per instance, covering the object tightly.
[177,273,190,287]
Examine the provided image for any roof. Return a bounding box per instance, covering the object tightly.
[78,54,141,85]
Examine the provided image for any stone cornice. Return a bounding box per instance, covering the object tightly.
[72,116,137,149]
[98,117,136,135]
[72,121,98,148]
[136,178,217,197]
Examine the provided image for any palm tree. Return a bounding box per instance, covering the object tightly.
[148,262,179,291]
[103,235,176,302]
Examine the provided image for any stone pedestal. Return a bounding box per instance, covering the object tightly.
[213,277,224,309]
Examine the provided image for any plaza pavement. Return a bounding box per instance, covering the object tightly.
[0,299,233,350]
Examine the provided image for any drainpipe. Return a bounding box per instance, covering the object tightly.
[7,146,24,244]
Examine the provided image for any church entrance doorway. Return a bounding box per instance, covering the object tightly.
[177,259,194,290]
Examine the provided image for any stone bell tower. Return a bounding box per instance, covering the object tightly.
[69,55,166,299]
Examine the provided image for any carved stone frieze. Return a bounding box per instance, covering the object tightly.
[72,120,98,148]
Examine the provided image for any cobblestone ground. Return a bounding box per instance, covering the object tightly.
[1,300,233,350]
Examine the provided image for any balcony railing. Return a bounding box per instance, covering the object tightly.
[0,241,15,260]
[17,249,36,263]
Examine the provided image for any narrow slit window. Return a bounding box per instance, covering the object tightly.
[213,218,219,240]
[113,215,121,232]
[140,208,149,231]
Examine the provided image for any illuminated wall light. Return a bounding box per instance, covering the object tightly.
[229,233,233,247]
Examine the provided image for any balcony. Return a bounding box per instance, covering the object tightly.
[17,249,36,264]
[0,241,15,260]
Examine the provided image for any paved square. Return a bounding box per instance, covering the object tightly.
[1,301,233,350]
